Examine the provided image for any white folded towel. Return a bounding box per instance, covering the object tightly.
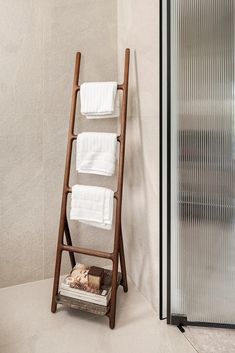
[80,82,119,119]
[70,185,114,230]
[76,132,117,176]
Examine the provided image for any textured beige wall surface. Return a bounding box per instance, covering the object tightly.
[117,0,159,311]
[0,0,160,314]
[0,0,117,287]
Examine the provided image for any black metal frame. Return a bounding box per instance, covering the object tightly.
[166,0,171,326]
[189,321,235,330]
[159,0,235,330]
[159,0,171,323]
[159,0,163,321]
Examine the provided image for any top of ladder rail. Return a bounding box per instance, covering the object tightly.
[74,48,130,92]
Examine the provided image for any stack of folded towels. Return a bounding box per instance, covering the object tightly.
[70,81,119,230]
[70,185,114,230]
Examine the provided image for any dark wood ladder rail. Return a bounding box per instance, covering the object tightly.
[51,48,130,329]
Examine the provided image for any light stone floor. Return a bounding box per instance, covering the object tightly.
[1,277,235,353]
[0,277,197,353]
[184,326,235,353]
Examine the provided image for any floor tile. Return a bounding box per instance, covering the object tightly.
[0,277,196,353]
[184,326,235,353]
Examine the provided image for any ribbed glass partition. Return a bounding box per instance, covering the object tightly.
[170,0,235,324]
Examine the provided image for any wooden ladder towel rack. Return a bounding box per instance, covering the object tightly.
[51,48,130,329]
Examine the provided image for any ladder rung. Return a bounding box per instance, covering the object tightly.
[71,134,120,142]
[65,187,72,194]
[61,244,113,260]
[76,84,123,91]
[70,134,77,140]
[66,187,119,199]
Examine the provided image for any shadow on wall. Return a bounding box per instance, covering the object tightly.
[123,50,157,309]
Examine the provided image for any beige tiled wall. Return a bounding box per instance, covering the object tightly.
[0,0,117,287]
[117,0,159,311]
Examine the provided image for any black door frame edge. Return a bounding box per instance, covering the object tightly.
[166,0,171,325]
[159,0,171,323]
[159,0,164,321]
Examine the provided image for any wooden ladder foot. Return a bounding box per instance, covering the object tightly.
[51,300,57,313]
[109,316,115,329]
[122,283,128,293]
[120,278,128,292]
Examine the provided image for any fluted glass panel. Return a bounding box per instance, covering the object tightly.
[171,0,235,323]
